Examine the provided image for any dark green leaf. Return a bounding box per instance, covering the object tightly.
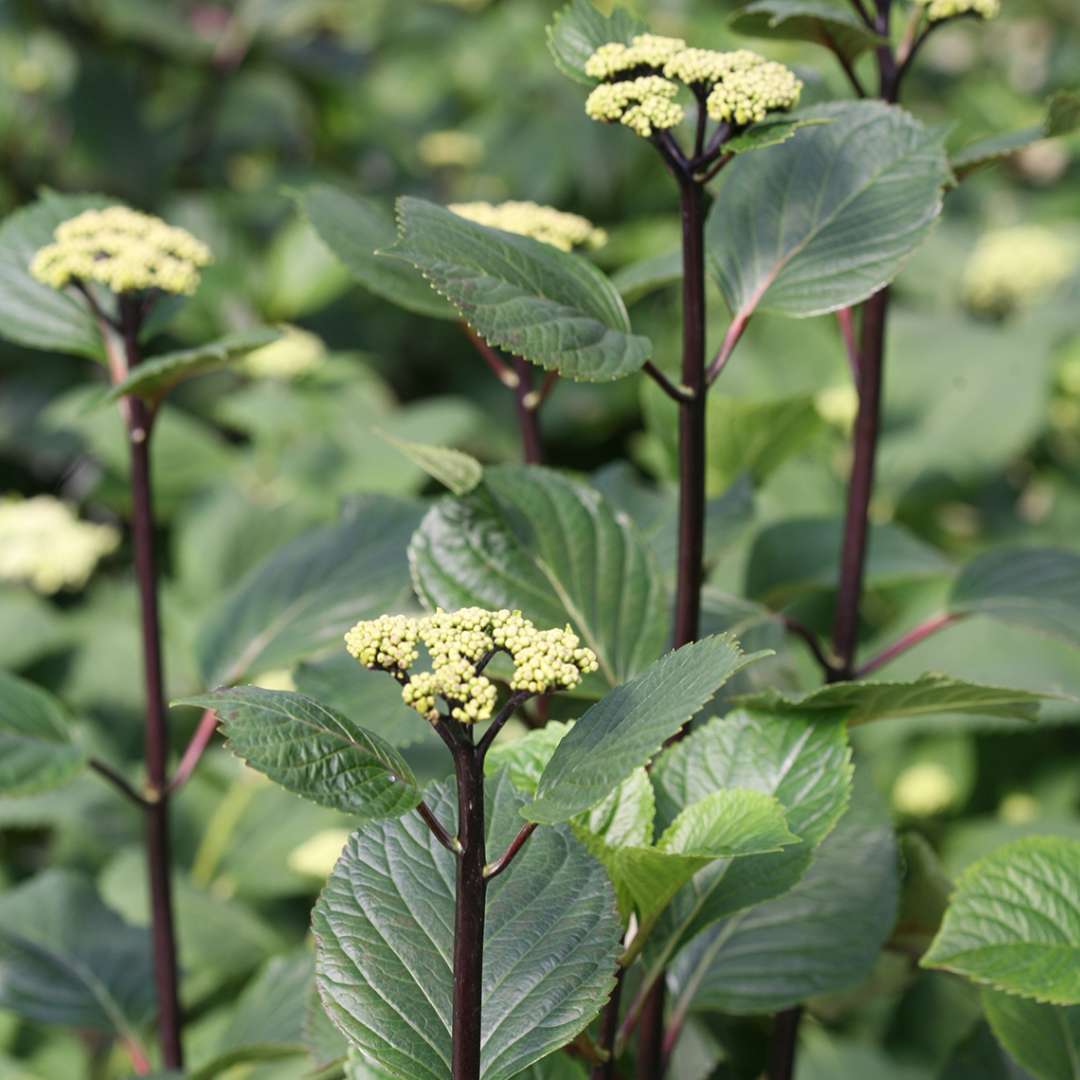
[527,636,767,824]
[387,198,651,382]
[0,671,85,796]
[546,0,646,84]
[376,431,482,496]
[313,772,622,1080]
[177,688,422,820]
[297,184,454,320]
[982,989,1080,1080]
[730,1,885,61]
[410,465,670,692]
[611,250,681,304]
[708,101,950,319]
[197,495,424,687]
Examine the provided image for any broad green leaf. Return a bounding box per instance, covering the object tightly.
[730,0,885,61]
[386,198,651,382]
[738,674,1053,728]
[297,184,454,320]
[952,90,1080,179]
[0,671,86,796]
[108,327,280,403]
[186,1046,305,1080]
[486,721,572,796]
[708,101,950,319]
[950,548,1080,649]
[939,1023,1016,1080]
[527,636,766,824]
[640,709,852,988]
[723,113,830,156]
[0,869,154,1035]
[0,191,109,360]
[410,465,669,691]
[982,988,1080,1080]
[197,495,424,687]
[546,0,646,84]
[611,250,681,304]
[746,517,950,606]
[313,771,622,1080]
[667,771,898,1014]
[219,950,313,1055]
[177,688,422,821]
[922,835,1080,1004]
[377,431,482,496]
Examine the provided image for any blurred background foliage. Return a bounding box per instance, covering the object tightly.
[1,0,1080,1077]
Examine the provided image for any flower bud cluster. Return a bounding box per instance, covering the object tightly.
[31,206,211,296]
[963,225,1073,318]
[916,0,1000,22]
[583,34,800,138]
[344,607,599,724]
[0,495,119,594]
[448,201,607,252]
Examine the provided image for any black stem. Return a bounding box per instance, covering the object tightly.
[88,758,150,808]
[417,799,460,854]
[643,361,693,404]
[121,307,184,1071]
[780,616,839,679]
[590,967,625,1080]
[768,1007,804,1080]
[477,690,532,756]
[821,29,868,97]
[510,355,544,465]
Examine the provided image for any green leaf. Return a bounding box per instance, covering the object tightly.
[0,869,154,1035]
[313,771,622,1080]
[297,184,454,320]
[981,989,1080,1080]
[708,101,950,319]
[723,114,831,156]
[611,250,682,304]
[640,709,852,987]
[746,517,950,606]
[546,0,646,84]
[950,548,1080,649]
[387,198,651,382]
[730,0,885,60]
[667,770,898,1014]
[738,674,1054,728]
[0,671,86,796]
[108,327,280,403]
[219,949,313,1054]
[527,636,767,824]
[0,191,109,360]
[197,495,424,687]
[410,465,669,691]
[177,687,421,821]
[376,431,482,496]
[922,836,1080,1004]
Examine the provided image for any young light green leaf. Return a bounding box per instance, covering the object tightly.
[667,771,898,1015]
[923,836,1080,1004]
[981,989,1080,1080]
[950,547,1080,649]
[0,869,154,1035]
[708,101,951,319]
[527,636,768,824]
[107,327,281,403]
[386,198,651,382]
[737,674,1054,728]
[313,772,622,1080]
[547,0,646,84]
[0,671,86,796]
[724,114,831,155]
[297,184,455,320]
[376,430,482,496]
[730,0,885,61]
[176,688,421,821]
[197,495,424,687]
[0,190,109,360]
[410,465,670,691]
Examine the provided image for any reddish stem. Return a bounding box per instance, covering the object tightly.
[856,612,958,677]
[167,707,218,794]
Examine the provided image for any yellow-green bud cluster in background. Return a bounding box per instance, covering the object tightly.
[31,205,211,296]
[915,0,1000,23]
[344,607,599,723]
[0,495,119,594]
[448,201,607,252]
[583,33,801,138]
[244,325,326,380]
[963,225,1074,317]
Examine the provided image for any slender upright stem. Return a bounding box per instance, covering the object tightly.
[590,968,625,1080]
[122,321,184,1071]
[831,287,888,678]
[451,731,487,1080]
[768,1006,804,1080]
[510,355,544,465]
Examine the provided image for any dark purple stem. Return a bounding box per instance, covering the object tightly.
[590,968,625,1080]
[510,355,544,465]
[418,799,460,854]
[484,822,537,880]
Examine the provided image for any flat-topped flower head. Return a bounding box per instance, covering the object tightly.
[584,33,687,80]
[345,607,598,723]
[915,0,1000,22]
[586,76,685,137]
[703,54,802,126]
[0,495,119,594]
[448,201,607,252]
[30,205,211,296]
[963,225,1073,317]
